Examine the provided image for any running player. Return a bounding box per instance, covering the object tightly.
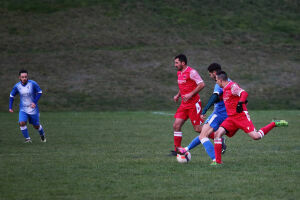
[176,63,228,163]
[171,54,205,156]
[9,69,46,143]
[212,71,288,165]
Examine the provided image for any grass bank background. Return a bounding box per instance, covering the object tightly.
[0,0,299,111]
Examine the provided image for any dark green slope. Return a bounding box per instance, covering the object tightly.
[0,0,299,111]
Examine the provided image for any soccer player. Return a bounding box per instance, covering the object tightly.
[171,54,205,156]
[9,69,46,143]
[212,71,288,165]
[176,63,228,163]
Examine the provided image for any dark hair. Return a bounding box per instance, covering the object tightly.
[216,70,228,81]
[19,69,28,76]
[174,54,187,65]
[207,63,221,73]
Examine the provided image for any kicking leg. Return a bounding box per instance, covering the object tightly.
[248,120,288,140]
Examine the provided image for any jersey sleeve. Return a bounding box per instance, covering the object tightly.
[231,83,244,96]
[190,69,203,85]
[10,85,19,97]
[32,81,42,94]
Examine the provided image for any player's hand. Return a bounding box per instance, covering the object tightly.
[201,114,206,119]
[236,102,243,113]
[31,103,36,108]
[182,93,192,102]
[173,94,180,102]
[9,109,14,113]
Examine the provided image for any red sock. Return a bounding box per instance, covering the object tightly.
[259,122,276,137]
[214,138,222,163]
[174,132,182,150]
[209,132,215,139]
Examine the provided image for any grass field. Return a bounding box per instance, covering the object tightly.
[0,110,299,200]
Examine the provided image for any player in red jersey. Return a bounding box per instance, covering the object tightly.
[171,54,205,156]
[212,71,288,165]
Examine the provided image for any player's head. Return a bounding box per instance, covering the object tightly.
[207,63,221,81]
[174,54,187,71]
[19,69,28,85]
[216,70,228,88]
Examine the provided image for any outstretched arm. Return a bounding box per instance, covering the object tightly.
[201,93,219,115]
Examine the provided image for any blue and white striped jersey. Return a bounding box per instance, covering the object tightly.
[10,80,42,114]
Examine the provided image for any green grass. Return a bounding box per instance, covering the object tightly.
[0,110,299,199]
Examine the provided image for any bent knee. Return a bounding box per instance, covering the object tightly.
[249,131,263,140]
[19,122,26,126]
[33,125,40,129]
[194,126,202,133]
[251,135,262,140]
[215,130,224,138]
[173,123,181,131]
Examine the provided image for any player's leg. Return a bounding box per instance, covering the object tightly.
[188,122,203,149]
[177,101,203,153]
[182,134,201,152]
[19,111,31,143]
[213,117,238,164]
[173,117,185,145]
[176,125,203,155]
[241,111,287,140]
[177,125,203,154]
[30,113,46,142]
[204,112,228,154]
[213,127,227,164]
[191,100,203,134]
[248,120,288,140]
[199,123,216,161]
[171,117,186,155]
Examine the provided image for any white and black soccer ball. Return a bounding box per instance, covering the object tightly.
[176,152,191,163]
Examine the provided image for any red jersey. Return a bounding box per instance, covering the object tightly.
[177,66,203,106]
[222,81,247,116]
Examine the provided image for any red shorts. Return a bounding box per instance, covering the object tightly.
[174,100,204,126]
[220,111,256,137]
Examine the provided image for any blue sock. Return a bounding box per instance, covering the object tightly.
[201,138,215,160]
[187,136,201,151]
[20,126,30,139]
[38,125,45,136]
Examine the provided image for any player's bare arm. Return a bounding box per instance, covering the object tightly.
[182,82,205,102]
[231,83,248,113]
[173,91,181,102]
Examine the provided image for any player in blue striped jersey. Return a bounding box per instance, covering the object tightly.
[177,63,228,164]
[9,69,46,143]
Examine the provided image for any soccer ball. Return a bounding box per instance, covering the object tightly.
[176,152,191,163]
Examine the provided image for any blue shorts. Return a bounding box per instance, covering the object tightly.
[205,112,228,131]
[19,111,40,126]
